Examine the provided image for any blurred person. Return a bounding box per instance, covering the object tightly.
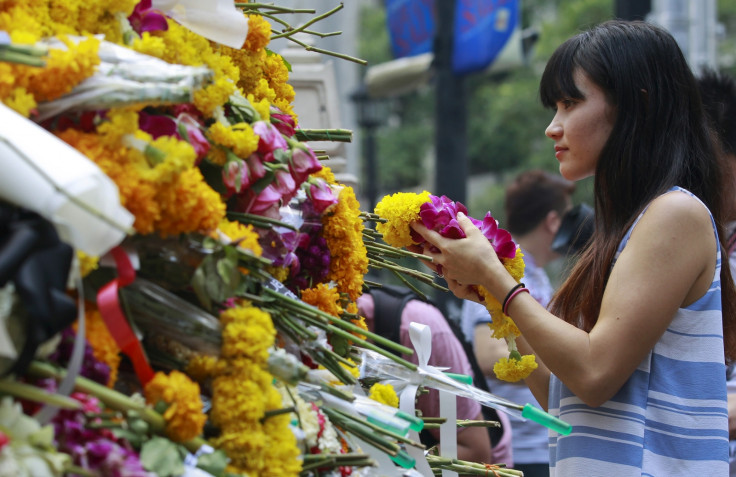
[697,67,736,476]
[357,285,512,466]
[460,169,575,477]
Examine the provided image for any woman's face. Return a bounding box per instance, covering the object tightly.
[545,70,616,181]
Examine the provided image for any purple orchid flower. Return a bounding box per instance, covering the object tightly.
[128,0,169,34]
[420,194,517,258]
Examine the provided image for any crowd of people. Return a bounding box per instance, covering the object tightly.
[366,19,736,476]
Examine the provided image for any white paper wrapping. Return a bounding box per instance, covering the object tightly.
[0,103,134,256]
[153,0,250,49]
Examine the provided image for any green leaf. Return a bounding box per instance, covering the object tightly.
[140,436,185,477]
[196,449,230,476]
[191,263,213,310]
[329,333,349,357]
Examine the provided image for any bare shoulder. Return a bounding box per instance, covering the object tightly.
[642,189,714,232]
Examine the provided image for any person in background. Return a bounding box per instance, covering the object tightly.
[412,20,736,475]
[697,68,736,476]
[460,169,575,477]
[357,288,512,466]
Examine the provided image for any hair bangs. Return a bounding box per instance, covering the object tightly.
[539,38,583,109]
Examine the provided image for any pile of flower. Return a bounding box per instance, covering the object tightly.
[374,191,538,382]
[0,2,538,476]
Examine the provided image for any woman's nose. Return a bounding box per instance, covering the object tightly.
[545,116,562,139]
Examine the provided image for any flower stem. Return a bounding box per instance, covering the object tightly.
[269,3,344,40]
[294,129,353,142]
[0,379,82,410]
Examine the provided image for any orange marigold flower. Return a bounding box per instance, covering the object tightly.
[300,283,342,317]
[323,186,368,301]
[243,14,271,52]
[144,370,207,441]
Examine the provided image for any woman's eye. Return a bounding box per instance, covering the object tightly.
[561,99,575,109]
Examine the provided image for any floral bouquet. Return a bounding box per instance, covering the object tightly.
[373,191,538,382]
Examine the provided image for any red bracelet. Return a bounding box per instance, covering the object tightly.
[502,286,530,315]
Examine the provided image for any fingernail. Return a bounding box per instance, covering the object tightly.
[457,212,465,218]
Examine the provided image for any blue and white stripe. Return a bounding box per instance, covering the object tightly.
[548,187,729,476]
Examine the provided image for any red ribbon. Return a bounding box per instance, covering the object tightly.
[97,246,154,385]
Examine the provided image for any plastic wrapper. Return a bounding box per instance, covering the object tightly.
[118,278,222,366]
[35,39,213,121]
[359,348,524,421]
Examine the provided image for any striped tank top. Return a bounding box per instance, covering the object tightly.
[548,187,729,476]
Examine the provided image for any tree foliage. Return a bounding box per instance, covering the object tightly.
[356,0,734,216]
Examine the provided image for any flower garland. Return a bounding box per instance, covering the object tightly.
[206,302,302,476]
[374,191,537,382]
[322,181,369,302]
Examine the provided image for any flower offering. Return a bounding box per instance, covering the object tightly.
[374,191,537,382]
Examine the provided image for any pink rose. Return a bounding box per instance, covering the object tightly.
[253,121,288,155]
[289,146,322,185]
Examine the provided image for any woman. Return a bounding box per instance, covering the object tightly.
[412,20,736,476]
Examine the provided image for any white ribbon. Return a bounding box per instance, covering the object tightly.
[153,0,249,49]
[396,322,461,476]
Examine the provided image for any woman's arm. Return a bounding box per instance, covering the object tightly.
[413,192,716,407]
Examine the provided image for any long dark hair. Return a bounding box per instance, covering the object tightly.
[540,20,736,361]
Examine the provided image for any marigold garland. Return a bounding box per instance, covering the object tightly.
[322,186,368,301]
[209,302,301,476]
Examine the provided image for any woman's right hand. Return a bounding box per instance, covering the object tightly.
[410,212,515,300]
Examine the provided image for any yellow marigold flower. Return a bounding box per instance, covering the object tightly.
[219,305,276,361]
[341,359,360,379]
[144,370,207,441]
[262,417,302,476]
[243,14,272,52]
[503,249,525,282]
[194,77,236,117]
[131,32,166,58]
[186,354,218,382]
[265,265,289,283]
[3,87,37,117]
[493,354,538,383]
[246,92,271,122]
[301,283,342,317]
[210,374,268,424]
[374,191,432,248]
[313,165,337,185]
[141,133,197,184]
[217,219,263,256]
[207,121,259,159]
[369,382,399,408]
[323,186,368,301]
[76,251,99,278]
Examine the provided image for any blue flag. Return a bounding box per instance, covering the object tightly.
[385,0,519,75]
